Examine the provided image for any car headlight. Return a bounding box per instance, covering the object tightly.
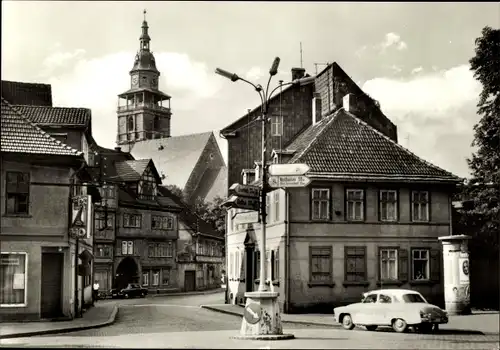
[420,311,432,319]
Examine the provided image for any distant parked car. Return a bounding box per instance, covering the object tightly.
[333,289,448,333]
[110,283,148,299]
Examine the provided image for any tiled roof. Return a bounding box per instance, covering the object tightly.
[114,159,153,182]
[158,186,222,239]
[14,105,91,126]
[1,80,52,107]
[1,99,82,156]
[287,109,460,182]
[129,131,213,189]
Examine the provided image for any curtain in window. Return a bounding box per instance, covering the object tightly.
[0,253,26,305]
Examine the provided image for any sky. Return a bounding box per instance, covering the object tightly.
[2,2,499,178]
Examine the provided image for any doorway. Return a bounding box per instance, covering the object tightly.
[41,253,63,319]
[245,245,255,293]
[184,270,196,292]
[115,257,139,289]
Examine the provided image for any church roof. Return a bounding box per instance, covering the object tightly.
[129,132,214,189]
[1,80,53,107]
[130,50,159,74]
[1,98,82,156]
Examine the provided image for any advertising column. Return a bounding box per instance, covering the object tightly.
[438,235,472,315]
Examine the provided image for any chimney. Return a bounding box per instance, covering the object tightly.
[114,146,122,152]
[312,92,322,125]
[291,67,306,81]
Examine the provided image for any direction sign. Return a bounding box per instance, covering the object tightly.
[229,183,260,198]
[244,302,262,324]
[268,163,310,176]
[224,195,260,211]
[268,175,312,188]
[233,211,260,225]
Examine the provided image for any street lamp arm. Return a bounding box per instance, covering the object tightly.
[268,81,295,103]
[237,77,265,112]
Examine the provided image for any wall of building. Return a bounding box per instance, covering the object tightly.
[225,84,314,189]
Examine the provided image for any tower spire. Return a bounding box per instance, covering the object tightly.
[140,9,150,51]
[143,9,147,21]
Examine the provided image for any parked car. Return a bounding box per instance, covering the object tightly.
[110,283,148,299]
[333,288,448,333]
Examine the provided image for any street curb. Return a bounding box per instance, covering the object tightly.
[0,305,119,340]
[200,305,340,328]
[150,288,224,298]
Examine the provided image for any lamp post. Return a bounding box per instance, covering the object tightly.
[215,58,314,339]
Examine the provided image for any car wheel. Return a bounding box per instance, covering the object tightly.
[141,292,146,298]
[124,293,129,299]
[392,318,408,333]
[365,325,378,331]
[341,314,355,330]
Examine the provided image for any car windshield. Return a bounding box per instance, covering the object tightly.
[129,284,139,288]
[402,293,426,303]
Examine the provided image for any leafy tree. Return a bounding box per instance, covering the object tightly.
[193,196,226,236]
[461,26,500,251]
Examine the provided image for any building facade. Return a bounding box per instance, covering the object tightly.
[0,99,94,321]
[222,63,460,313]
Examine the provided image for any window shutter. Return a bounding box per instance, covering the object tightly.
[240,250,246,280]
[430,249,441,282]
[398,248,409,282]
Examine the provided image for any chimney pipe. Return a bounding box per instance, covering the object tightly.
[291,67,306,81]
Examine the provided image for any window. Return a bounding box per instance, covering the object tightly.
[346,189,364,221]
[100,185,115,199]
[95,245,113,258]
[412,191,429,222]
[271,249,279,281]
[273,191,280,222]
[345,246,367,282]
[95,212,114,231]
[166,242,173,257]
[123,213,141,228]
[153,116,160,130]
[139,168,157,199]
[1,253,27,306]
[127,116,134,132]
[271,115,283,136]
[6,172,30,215]
[310,246,332,283]
[152,270,160,286]
[380,190,397,221]
[362,293,378,303]
[311,188,330,220]
[379,294,392,304]
[148,242,172,257]
[152,216,173,230]
[121,241,134,255]
[162,268,170,285]
[412,249,430,280]
[142,271,149,286]
[380,249,398,280]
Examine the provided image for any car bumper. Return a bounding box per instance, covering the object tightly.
[420,316,448,324]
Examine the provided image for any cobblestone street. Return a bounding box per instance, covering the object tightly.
[1,293,498,349]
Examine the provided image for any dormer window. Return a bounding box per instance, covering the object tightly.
[138,168,157,200]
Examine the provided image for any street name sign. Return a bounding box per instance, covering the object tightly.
[233,211,260,225]
[229,183,260,198]
[225,195,260,211]
[268,163,310,176]
[268,175,312,188]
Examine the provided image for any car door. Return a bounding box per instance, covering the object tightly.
[375,293,394,325]
[356,293,378,325]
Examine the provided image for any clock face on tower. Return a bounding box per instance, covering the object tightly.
[131,76,138,87]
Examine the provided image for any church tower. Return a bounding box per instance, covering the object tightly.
[116,10,172,152]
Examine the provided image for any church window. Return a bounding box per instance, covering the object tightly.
[127,116,134,132]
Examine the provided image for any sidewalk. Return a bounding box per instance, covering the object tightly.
[201,304,500,335]
[0,302,118,340]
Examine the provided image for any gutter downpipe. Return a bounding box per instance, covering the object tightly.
[285,190,291,314]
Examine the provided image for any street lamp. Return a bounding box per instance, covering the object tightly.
[215,58,314,338]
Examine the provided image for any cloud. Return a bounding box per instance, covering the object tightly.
[411,66,423,75]
[380,32,408,51]
[362,64,481,177]
[245,66,263,81]
[39,48,223,148]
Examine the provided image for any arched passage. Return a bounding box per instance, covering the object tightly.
[115,257,139,289]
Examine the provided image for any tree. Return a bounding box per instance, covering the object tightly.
[165,184,187,203]
[193,196,226,236]
[461,26,500,251]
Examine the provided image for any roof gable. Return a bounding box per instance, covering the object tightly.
[288,109,459,181]
[129,131,213,189]
[1,99,82,157]
[14,105,91,127]
[1,80,52,107]
[114,159,161,182]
